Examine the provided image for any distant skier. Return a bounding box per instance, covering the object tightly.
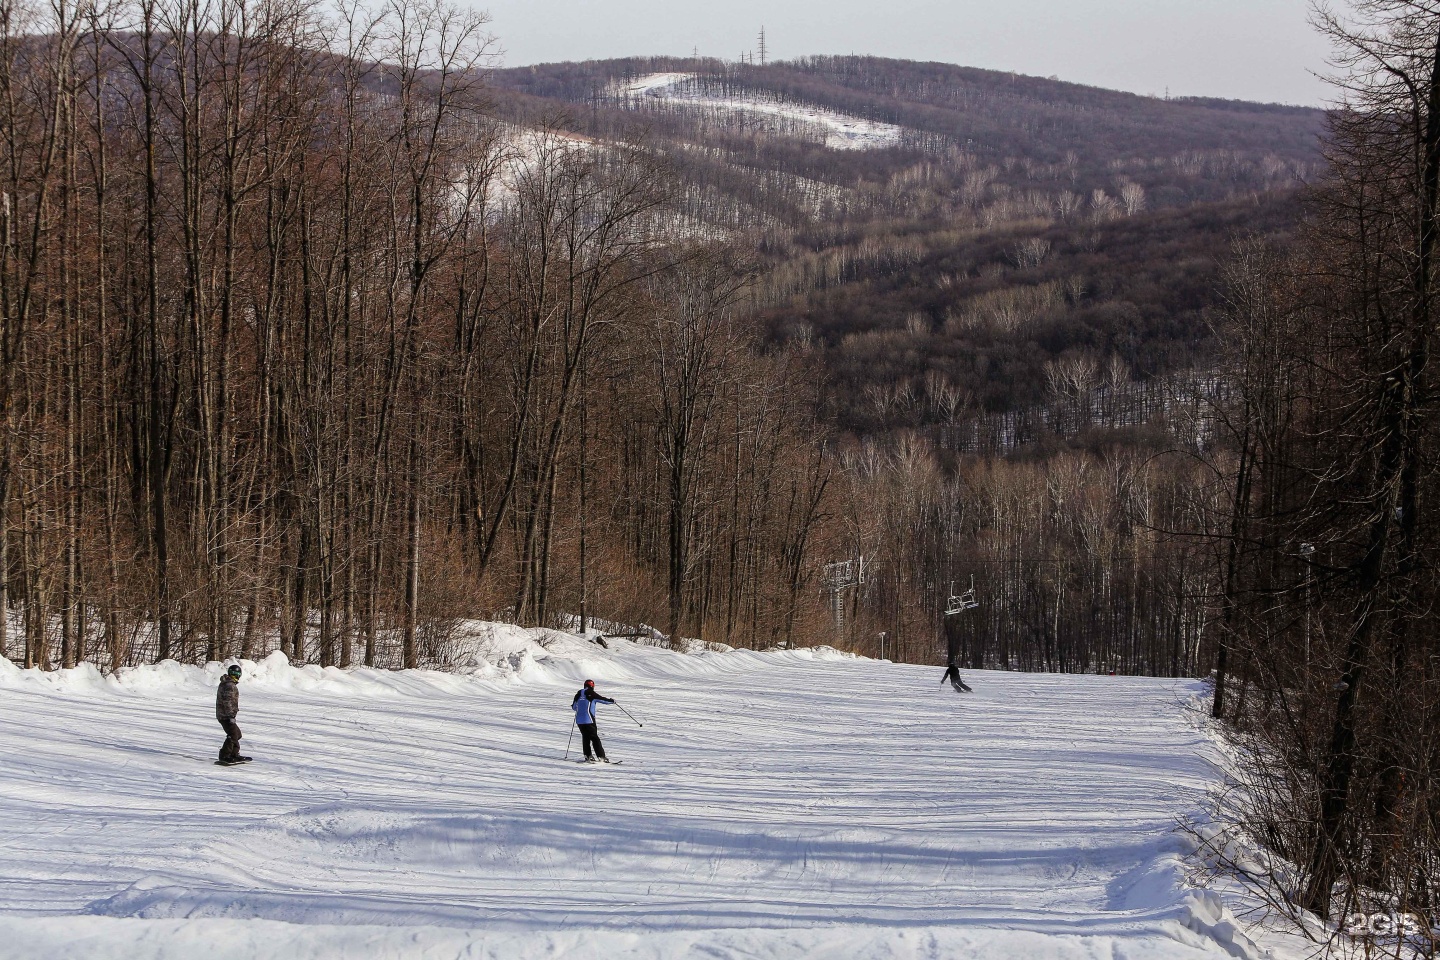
[942,659,973,693]
[938,618,973,693]
[216,664,251,765]
[571,679,617,763]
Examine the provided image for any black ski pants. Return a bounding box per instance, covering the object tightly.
[218,718,242,762]
[578,722,606,760]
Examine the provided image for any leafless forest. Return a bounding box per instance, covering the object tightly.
[0,0,843,672]
[5,0,1440,945]
[0,0,1269,679]
[1191,1,1440,948]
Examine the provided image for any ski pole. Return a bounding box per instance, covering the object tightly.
[564,720,576,759]
[615,702,643,727]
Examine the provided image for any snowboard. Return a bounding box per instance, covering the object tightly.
[214,757,253,766]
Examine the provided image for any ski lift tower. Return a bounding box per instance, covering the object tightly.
[822,555,869,636]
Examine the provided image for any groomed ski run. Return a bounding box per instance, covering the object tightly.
[1,627,1277,959]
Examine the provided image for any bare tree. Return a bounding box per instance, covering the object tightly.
[1118,179,1146,216]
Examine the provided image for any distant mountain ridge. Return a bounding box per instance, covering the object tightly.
[487,55,1322,440]
[491,55,1322,159]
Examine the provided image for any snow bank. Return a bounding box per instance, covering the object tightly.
[0,623,853,704]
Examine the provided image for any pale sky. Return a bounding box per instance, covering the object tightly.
[479,0,1333,106]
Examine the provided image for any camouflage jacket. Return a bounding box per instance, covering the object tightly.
[216,675,239,721]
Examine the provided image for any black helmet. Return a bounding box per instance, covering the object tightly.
[227,664,242,679]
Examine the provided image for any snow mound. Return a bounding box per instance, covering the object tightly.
[1178,889,1263,959]
[0,621,850,701]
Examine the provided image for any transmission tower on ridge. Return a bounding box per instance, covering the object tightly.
[757,26,767,66]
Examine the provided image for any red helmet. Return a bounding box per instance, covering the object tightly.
[584,679,595,688]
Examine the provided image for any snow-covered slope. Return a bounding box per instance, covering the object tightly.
[615,72,903,151]
[2,631,1260,959]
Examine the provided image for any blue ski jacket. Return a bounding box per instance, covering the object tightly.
[571,687,615,725]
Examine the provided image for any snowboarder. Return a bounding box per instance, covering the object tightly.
[571,679,617,762]
[216,664,251,764]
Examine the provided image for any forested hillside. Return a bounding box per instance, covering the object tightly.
[482,56,1322,671]
[0,7,1322,680]
[488,56,1319,427]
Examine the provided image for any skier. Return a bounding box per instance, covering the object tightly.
[216,664,251,765]
[942,616,973,692]
[942,659,973,693]
[571,679,617,762]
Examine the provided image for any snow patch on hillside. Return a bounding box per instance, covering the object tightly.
[615,72,904,151]
[619,71,693,96]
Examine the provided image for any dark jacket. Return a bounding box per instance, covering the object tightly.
[216,674,240,721]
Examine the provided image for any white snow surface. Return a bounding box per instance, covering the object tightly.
[620,72,695,96]
[0,627,1263,959]
[616,72,904,151]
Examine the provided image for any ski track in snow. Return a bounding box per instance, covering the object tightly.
[0,643,1250,959]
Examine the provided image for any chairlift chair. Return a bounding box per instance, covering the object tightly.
[944,576,979,616]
